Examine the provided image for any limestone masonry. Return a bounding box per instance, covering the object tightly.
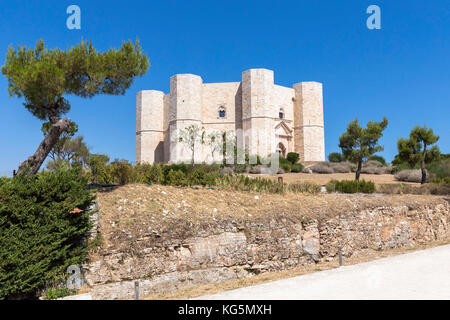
[136,68,325,164]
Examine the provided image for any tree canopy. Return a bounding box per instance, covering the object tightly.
[396,125,440,184]
[2,39,149,121]
[2,39,149,175]
[339,116,388,180]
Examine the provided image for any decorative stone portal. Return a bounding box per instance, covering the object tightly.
[277,142,287,157]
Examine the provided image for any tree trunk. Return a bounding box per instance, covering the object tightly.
[16,118,71,176]
[355,160,362,181]
[421,144,428,185]
[420,159,427,185]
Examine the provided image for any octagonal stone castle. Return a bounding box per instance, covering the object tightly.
[136,68,325,164]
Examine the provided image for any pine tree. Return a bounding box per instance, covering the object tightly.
[396,125,440,184]
[2,39,149,175]
[339,116,388,180]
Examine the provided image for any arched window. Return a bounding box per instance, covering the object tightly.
[219,106,226,118]
[279,108,284,119]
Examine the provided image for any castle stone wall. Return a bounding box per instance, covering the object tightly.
[136,90,164,163]
[136,69,325,164]
[293,82,325,161]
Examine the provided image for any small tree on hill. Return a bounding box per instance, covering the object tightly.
[86,154,110,183]
[328,152,344,163]
[204,131,223,163]
[396,125,440,184]
[178,125,204,165]
[42,122,90,170]
[368,155,387,166]
[339,116,388,180]
[2,39,149,175]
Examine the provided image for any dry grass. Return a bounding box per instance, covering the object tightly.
[248,172,416,186]
[142,238,450,300]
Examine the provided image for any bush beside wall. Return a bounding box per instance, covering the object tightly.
[0,168,94,299]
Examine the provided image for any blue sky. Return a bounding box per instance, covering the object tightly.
[0,0,449,175]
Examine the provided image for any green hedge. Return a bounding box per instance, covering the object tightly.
[0,168,94,299]
[430,177,450,185]
[326,179,376,194]
[291,163,304,173]
[286,152,300,164]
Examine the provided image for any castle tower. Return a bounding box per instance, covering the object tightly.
[293,82,325,162]
[242,68,275,157]
[168,74,203,163]
[136,90,165,163]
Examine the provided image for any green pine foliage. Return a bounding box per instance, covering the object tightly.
[291,163,304,173]
[395,125,441,184]
[339,116,388,180]
[286,152,300,164]
[0,167,94,299]
[279,155,292,172]
[328,152,345,163]
[368,155,387,166]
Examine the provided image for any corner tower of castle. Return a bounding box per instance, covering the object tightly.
[136,69,325,164]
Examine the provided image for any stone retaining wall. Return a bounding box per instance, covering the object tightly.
[84,200,449,299]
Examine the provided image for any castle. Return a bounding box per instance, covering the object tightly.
[136,68,325,164]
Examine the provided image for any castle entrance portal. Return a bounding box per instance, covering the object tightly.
[277,142,287,157]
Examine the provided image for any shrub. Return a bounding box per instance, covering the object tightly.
[427,159,450,179]
[368,155,387,166]
[392,161,413,174]
[361,160,392,175]
[303,162,334,174]
[166,169,188,186]
[0,167,94,299]
[331,162,351,173]
[365,160,383,167]
[233,164,249,174]
[377,183,450,195]
[326,179,375,194]
[279,156,292,173]
[44,287,76,300]
[287,181,321,194]
[110,159,135,185]
[395,169,429,183]
[249,165,263,174]
[146,163,165,184]
[220,167,234,176]
[86,154,110,184]
[286,152,300,164]
[280,161,292,173]
[430,177,450,185]
[328,152,344,163]
[291,163,304,173]
[187,168,218,186]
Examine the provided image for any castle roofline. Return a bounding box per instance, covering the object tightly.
[293,81,323,86]
[169,73,202,80]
